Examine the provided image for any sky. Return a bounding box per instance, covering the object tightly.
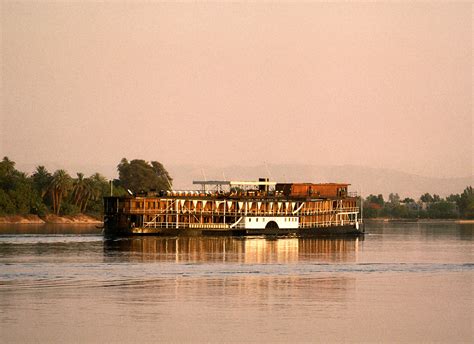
[1,1,472,179]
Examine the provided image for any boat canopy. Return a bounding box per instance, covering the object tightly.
[193,180,276,187]
[193,181,231,186]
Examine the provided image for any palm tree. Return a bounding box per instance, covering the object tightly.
[72,173,86,208]
[79,178,94,213]
[0,156,16,177]
[49,170,72,215]
[80,173,107,213]
[32,166,52,199]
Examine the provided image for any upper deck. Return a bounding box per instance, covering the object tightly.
[123,180,355,201]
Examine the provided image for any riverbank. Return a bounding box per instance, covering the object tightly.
[0,214,102,224]
[364,218,474,224]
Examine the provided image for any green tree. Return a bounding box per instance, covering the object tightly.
[420,193,434,203]
[458,186,474,219]
[0,157,45,215]
[85,173,109,214]
[32,166,52,199]
[0,156,15,176]
[427,201,458,219]
[71,173,87,208]
[117,158,172,193]
[79,177,94,213]
[0,189,15,215]
[71,173,110,214]
[362,205,378,218]
[446,194,461,203]
[366,194,384,206]
[49,170,73,215]
[111,179,128,197]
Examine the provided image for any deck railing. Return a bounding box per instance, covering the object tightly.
[122,207,359,216]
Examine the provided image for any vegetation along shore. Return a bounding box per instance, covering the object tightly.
[0,214,102,224]
[0,156,472,224]
[0,157,172,224]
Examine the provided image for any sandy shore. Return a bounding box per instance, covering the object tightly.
[0,214,102,224]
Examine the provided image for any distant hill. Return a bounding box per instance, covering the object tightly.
[16,162,472,199]
[166,164,473,199]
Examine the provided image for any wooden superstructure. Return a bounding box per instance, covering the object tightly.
[103,179,364,236]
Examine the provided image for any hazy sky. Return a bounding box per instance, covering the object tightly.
[1,1,472,178]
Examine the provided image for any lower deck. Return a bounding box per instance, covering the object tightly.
[104,223,364,237]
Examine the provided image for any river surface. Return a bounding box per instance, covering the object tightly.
[0,222,472,342]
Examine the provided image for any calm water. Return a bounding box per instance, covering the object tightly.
[0,222,472,343]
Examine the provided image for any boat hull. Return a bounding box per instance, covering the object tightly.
[104,223,365,237]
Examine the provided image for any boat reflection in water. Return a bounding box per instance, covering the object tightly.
[103,236,362,264]
[101,236,361,320]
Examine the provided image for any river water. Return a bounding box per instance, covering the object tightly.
[0,222,472,342]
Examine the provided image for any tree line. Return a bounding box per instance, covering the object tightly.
[0,155,471,219]
[363,187,474,219]
[0,157,172,217]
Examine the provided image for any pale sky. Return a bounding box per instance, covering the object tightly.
[1,1,472,178]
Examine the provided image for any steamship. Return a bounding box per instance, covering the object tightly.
[103,179,364,236]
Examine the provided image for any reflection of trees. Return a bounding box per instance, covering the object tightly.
[103,237,361,263]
